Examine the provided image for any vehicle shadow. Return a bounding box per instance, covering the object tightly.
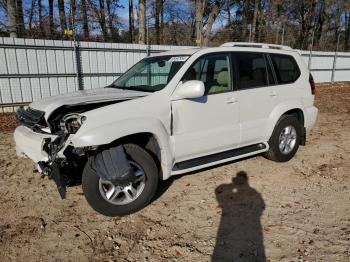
[212,171,266,262]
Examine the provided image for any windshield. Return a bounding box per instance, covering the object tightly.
[110,55,189,92]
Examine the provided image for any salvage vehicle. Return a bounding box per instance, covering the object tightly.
[14,42,318,216]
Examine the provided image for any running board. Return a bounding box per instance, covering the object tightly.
[172,143,267,172]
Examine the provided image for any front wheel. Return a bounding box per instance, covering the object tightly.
[264,115,302,162]
[82,144,159,216]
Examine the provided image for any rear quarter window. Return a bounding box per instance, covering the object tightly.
[270,54,300,84]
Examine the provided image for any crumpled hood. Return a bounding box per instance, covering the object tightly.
[29,88,149,118]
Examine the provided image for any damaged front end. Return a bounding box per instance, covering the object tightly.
[38,134,72,199]
[16,107,90,199]
[16,103,135,200]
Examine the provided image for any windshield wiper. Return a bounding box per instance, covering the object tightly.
[106,84,154,92]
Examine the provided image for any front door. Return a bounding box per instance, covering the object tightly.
[171,53,240,162]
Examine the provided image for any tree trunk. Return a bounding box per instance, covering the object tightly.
[195,0,203,46]
[345,12,350,51]
[38,0,45,37]
[241,0,249,41]
[98,0,108,41]
[203,0,221,46]
[138,0,146,44]
[16,0,25,37]
[251,0,259,42]
[314,0,326,48]
[58,0,67,35]
[226,0,232,27]
[106,0,118,41]
[160,0,164,43]
[155,0,163,44]
[7,0,17,37]
[129,0,134,42]
[28,0,36,31]
[69,0,76,30]
[48,0,55,36]
[81,0,90,40]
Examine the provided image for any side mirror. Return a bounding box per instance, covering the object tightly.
[175,80,205,100]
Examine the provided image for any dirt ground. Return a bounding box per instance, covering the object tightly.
[0,84,349,261]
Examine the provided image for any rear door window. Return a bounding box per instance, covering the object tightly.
[234,53,270,89]
[270,54,300,84]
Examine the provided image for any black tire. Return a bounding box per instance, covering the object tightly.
[264,115,302,162]
[82,144,159,216]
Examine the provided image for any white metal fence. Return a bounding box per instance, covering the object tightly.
[0,37,349,105]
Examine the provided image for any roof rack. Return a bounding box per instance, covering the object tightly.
[220,42,293,51]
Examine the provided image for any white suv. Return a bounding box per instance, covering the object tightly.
[14,42,318,216]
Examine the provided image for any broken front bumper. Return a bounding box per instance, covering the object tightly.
[14,126,70,198]
[14,126,58,162]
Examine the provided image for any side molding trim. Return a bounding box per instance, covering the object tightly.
[172,143,266,171]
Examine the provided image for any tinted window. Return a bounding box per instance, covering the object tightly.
[270,54,300,84]
[182,54,231,95]
[235,53,269,89]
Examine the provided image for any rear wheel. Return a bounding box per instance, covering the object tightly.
[82,144,159,216]
[264,115,302,162]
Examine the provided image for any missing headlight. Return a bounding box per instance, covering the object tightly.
[60,114,86,134]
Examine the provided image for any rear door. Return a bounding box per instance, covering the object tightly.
[233,52,280,146]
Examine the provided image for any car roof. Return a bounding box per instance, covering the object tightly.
[149,43,300,58]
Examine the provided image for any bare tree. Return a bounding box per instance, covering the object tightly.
[38,0,45,36]
[138,0,146,44]
[251,0,259,42]
[58,0,68,35]
[241,0,250,41]
[99,0,108,40]
[69,0,76,30]
[226,0,232,28]
[129,0,134,42]
[155,0,163,44]
[345,11,350,51]
[202,0,221,46]
[81,0,90,39]
[106,0,118,41]
[16,0,25,36]
[195,0,203,46]
[48,0,55,36]
[7,0,17,37]
[28,0,36,31]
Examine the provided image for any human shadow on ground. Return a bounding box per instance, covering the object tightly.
[212,171,266,262]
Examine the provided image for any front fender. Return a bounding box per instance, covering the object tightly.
[71,117,174,179]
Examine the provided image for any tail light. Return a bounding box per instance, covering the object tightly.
[309,73,316,95]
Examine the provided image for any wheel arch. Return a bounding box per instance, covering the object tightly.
[282,108,304,126]
[267,102,305,141]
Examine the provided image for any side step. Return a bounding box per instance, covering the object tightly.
[172,143,267,172]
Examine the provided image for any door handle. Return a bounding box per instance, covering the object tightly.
[269,91,278,97]
[226,97,238,104]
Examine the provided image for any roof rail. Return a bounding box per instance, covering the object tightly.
[220,42,293,51]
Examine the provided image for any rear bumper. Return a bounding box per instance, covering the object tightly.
[14,126,57,163]
[305,106,318,130]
